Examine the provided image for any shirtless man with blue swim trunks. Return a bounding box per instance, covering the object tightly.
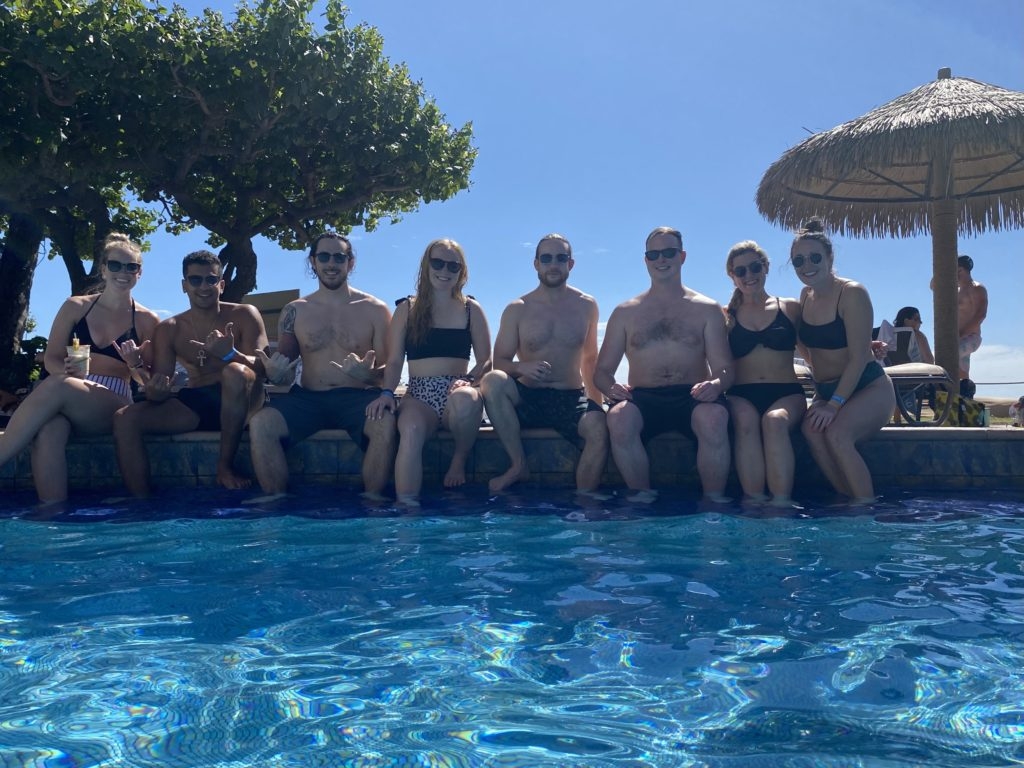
[247,233,396,497]
[595,227,733,502]
[114,250,268,494]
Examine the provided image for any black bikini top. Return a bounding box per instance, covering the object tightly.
[70,297,139,361]
[798,285,848,350]
[398,297,473,361]
[728,300,797,358]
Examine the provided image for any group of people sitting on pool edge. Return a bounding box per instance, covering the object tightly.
[1,219,916,507]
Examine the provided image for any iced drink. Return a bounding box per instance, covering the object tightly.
[66,344,91,377]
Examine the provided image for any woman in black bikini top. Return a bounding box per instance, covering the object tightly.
[0,233,159,503]
[723,240,806,506]
[791,219,895,504]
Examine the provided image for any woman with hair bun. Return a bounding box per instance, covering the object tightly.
[792,219,894,503]
[724,241,806,505]
[0,233,160,503]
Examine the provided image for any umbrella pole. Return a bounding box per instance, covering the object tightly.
[931,197,959,382]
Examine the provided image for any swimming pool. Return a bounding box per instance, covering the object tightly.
[1,489,1023,766]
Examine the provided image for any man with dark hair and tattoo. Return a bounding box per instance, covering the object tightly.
[248,233,396,497]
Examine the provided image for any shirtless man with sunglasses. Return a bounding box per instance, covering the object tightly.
[595,226,733,502]
[247,233,395,498]
[114,250,269,494]
[481,233,608,494]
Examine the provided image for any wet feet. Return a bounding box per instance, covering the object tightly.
[488,465,529,493]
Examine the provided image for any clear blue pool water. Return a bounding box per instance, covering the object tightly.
[1,488,1023,767]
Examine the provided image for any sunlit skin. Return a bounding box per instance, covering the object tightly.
[368,240,491,504]
[481,236,608,494]
[725,247,805,506]
[791,236,894,503]
[0,244,159,503]
[594,229,733,502]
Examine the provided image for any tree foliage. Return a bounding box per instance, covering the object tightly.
[0,0,476,376]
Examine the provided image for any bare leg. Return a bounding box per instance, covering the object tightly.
[360,408,396,498]
[691,402,731,500]
[575,409,609,492]
[728,396,766,500]
[248,407,291,494]
[801,418,851,497]
[761,393,806,504]
[442,385,483,488]
[822,376,895,502]
[216,363,260,490]
[0,376,124,467]
[480,372,529,492]
[114,399,200,497]
[31,416,72,504]
[607,401,651,492]
[394,398,434,501]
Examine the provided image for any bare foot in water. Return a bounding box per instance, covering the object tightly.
[625,488,658,504]
[217,464,252,490]
[488,464,529,493]
[444,460,469,488]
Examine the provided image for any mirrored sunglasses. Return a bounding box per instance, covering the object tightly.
[538,252,570,264]
[106,259,141,274]
[791,252,824,269]
[644,247,681,261]
[186,275,222,287]
[429,257,462,274]
[732,261,764,278]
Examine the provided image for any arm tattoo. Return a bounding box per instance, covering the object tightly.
[279,305,297,336]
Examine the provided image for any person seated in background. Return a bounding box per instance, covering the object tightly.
[0,233,160,503]
[879,306,936,422]
[367,238,490,505]
[113,250,268,495]
[878,306,934,366]
[248,233,396,498]
[723,240,806,506]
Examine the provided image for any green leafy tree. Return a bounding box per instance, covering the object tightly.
[123,0,475,299]
[0,0,158,373]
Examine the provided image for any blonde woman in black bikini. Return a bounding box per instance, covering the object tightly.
[368,239,491,504]
[724,241,805,506]
[0,233,159,502]
[792,220,894,503]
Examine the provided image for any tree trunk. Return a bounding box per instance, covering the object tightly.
[0,214,43,376]
[218,237,258,302]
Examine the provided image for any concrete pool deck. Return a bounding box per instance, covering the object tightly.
[3,424,1023,495]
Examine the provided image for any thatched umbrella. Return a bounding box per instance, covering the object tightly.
[757,68,1024,379]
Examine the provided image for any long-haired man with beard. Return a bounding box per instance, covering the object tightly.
[248,233,396,497]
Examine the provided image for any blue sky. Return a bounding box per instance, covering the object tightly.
[28,0,1024,396]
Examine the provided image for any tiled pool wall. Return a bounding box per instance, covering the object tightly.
[3,426,1023,494]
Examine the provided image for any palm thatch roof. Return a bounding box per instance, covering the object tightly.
[757,69,1024,237]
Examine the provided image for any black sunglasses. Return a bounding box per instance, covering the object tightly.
[644,247,681,261]
[429,257,462,274]
[732,261,764,279]
[791,252,824,269]
[315,251,351,264]
[106,259,141,274]
[538,252,570,264]
[186,275,222,287]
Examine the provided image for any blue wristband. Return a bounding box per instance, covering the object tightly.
[830,394,846,406]
[221,348,238,363]
[380,388,395,398]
